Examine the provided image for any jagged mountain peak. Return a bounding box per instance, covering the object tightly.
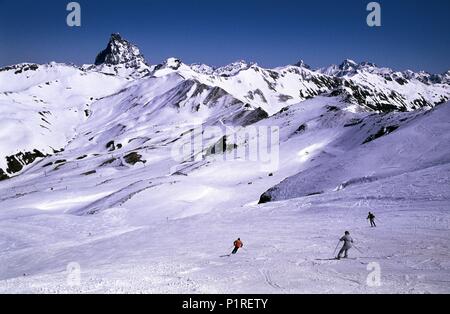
[190,63,215,75]
[110,32,123,41]
[94,33,149,67]
[228,59,250,66]
[339,59,358,70]
[294,60,311,69]
[213,60,253,77]
[402,69,450,85]
[359,61,378,68]
[164,57,182,69]
[318,59,391,77]
[151,57,186,75]
[318,59,361,77]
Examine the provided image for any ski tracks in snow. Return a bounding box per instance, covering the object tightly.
[259,269,284,290]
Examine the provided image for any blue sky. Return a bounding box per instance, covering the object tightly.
[0,0,449,72]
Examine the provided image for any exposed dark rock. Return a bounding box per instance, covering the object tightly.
[258,192,272,204]
[266,69,280,80]
[294,60,311,69]
[4,149,46,175]
[124,152,146,165]
[0,169,8,181]
[95,33,148,67]
[172,171,188,176]
[278,107,290,114]
[306,191,323,196]
[205,136,238,156]
[295,124,307,134]
[326,105,340,112]
[203,86,228,106]
[344,118,363,127]
[100,158,117,167]
[51,147,64,154]
[363,125,399,144]
[278,94,293,102]
[230,107,269,126]
[106,141,116,151]
[253,89,267,103]
[395,77,408,85]
[1,63,39,74]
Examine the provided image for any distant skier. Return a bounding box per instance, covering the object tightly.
[337,231,353,260]
[232,238,243,255]
[367,212,376,227]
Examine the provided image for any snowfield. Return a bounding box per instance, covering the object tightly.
[0,34,449,294]
[0,167,449,293]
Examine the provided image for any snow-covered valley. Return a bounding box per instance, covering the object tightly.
[0,34,449,293]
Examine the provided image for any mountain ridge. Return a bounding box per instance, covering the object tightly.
[0,33,449,180]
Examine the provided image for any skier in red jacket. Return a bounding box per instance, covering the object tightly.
[232,238,243,254]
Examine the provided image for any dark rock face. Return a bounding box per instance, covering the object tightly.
[0,63,39,74]
[363,125,399,144]
[294,60,311,69]
[230,107,269,126]
[336,59,358,77]
[204,135,239,157]
[124,152,146,165]
[3,149,46,176]
[258,191,273,204]
[203,86,229,106]
[94,33,148,68]
[314,60,449,111]
[0,169,8,181]
[295,124,307,134]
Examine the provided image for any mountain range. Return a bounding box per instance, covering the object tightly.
[1,33,448,183]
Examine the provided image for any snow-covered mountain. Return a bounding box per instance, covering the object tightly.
[0,34,450,189]
[86,33,150,78]
[94,33,147,67]
[258,98,450,203]
[0,34,449,293]
[1,33,449,201]
[1,33,448,181]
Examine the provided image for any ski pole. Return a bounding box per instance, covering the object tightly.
[352,244,363,254]
[333,240,341,256]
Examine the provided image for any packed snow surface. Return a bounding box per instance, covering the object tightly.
[1,99,449,293]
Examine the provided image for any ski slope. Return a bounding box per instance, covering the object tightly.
[0,100,449,293]
[0,164,449,293]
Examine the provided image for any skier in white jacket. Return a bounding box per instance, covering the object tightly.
[337,231,353,260]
